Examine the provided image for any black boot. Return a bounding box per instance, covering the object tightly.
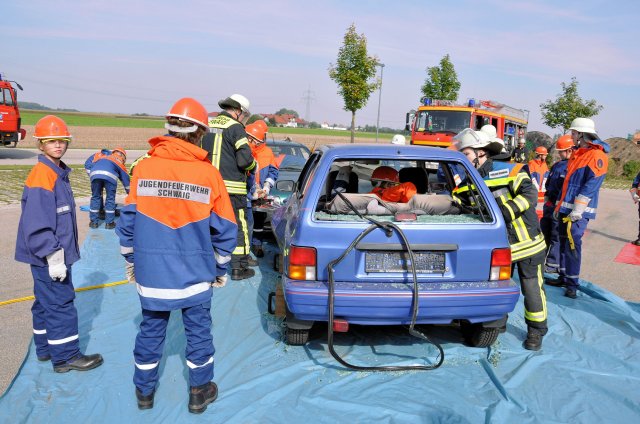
[188,382,218,414]
[104,222,116,230]
[89,221,100,229]
[136,388,155,410]
[53,353,104,373]
[544,277,565,287]
[231,268,255,281]
[565,287,578,299]
[523,330,543,351]
[252,245,264,258]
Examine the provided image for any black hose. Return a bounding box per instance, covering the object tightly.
[326,193,444,371]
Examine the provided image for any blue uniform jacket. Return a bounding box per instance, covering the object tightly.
[90,156,131,193]
[542,159,568,218]
[84,149,111,174]
[15,155,80,267]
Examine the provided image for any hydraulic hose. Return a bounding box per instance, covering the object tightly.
[325,193,444,371]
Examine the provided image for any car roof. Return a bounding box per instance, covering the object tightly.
[317,143,465,161]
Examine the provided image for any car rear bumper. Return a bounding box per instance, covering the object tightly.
[283,279,519,325]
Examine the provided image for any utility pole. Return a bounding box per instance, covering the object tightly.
[375,63,385,143]
[301,85,315,123]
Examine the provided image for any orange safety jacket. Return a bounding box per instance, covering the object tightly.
[371,182,417,203]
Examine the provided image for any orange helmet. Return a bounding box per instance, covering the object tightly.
[246,122,267,144]
[165,97,208,132]
[535,146,548,155]
[371,166,399,184]
[33,115,72,140]
[556,135,573,151]
[112,147,127,160]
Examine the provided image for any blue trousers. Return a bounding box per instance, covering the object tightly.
[252,210,267,247]
[31,265,81,365]
[133,301,215,395]
[559,214,589,289]
[540,213,560,272]
[90,179,117,224]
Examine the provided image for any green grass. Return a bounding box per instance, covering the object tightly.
[20,110,164,128]
[268,126,392,140]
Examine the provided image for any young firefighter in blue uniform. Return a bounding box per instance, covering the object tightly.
[541,135,574,275]
[549,118,609,299]
[15,115,103,373]
[84,148,111,220]
[454,129,548,351]
[116,98,237,413]
[88,146,130,229]
[631,171,640,246]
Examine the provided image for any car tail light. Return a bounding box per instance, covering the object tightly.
[332,319,349,332]
[490,248,511,281]
[288,245,316,281]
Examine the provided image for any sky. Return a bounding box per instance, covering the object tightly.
[2,0,639,138]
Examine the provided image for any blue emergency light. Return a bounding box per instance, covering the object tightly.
[468,98,476,107]
[422,98,432,106]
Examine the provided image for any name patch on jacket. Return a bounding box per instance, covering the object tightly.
[137,179,210,203]
[488,169,509,179]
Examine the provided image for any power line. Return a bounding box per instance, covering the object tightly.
[301,85,315,122]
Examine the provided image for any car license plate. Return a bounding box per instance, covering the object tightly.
[365,251,446,273]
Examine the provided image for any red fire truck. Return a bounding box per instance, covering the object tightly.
[405,98,528,152]
[0,73,25,147]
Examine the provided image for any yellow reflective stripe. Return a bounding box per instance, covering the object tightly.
[208,115,236,128]
[511,216,527,241]
[485,176,514,187]
[224,181,246,189]
[511,172,528,193]
[235,137,249,149]
[502,201,516,222]
[563,217,575,250]
[513,196,529,212]
[511,235,546,261]
[525,310,546,322]
[232,209,249,255]
[211,133,223,169]
[525,266,547,322]
[245,160,257,172]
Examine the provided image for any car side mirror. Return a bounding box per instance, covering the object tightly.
[275,180,295,192]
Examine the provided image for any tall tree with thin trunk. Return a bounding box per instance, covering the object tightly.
[540,77,603,133]
[421,54,460,101]
[329,24,379,143]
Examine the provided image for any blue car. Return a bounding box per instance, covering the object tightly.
[272,144,519,348]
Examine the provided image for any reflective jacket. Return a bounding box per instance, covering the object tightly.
[542,159,568,218]
[116,136,238,311]
[528,158,549,201]
[455,159,545,261]
[201,112,257,195]
[251,143,279,188]
[84,149,110,174]
[15,155,80,267]
[89,155,131,193]
[557,143,608,220]
[371,182,417,203]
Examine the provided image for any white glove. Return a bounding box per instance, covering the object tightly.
[212,274,227,288]
[46,249,67,281]
[630,189,640,203]
[262,182,272,196]
[569,194,590,222]
[125,261,136,283]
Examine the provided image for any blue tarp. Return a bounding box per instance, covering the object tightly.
[1,228,639,423]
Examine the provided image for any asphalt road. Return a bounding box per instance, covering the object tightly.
[0,148,149,165]
[0,149,638,396]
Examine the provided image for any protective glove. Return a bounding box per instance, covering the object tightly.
[569,194,590,222]
[630,189,640,204]
[46,249,67,282]
[212,274,227,288]
[262,182,272,196]
[125,260,136,283]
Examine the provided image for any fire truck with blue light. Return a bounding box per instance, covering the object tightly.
[406,98,529,153]
[0,73,25,147]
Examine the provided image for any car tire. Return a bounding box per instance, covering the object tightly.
[285,328,309,346]
[462,322,500,348]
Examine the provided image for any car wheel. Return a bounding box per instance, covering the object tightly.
[285,328,309,346]
[461,322,500,348]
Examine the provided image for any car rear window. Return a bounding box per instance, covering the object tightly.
[314,158,493,223]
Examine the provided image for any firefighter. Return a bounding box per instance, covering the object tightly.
[549,118,609,299]
[201,94,257,281]
[541,135,574,275]
[391,134,406,145]
[84,148,111,220]
[528,146,550,218]
[370,166,416,203]
[116,98,237,413]
[512,138,528,163]
[15,115,104,373]
[454,129,548,350]
[481,124,510,162]
[246,120,278,258]
[88,146,130,229]
[631,170,640,246]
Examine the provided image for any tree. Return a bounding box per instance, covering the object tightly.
[247,114,265,125]
[328,23,380,143]
[540,77,603,133]
[420,54,460,101]
[275,108,299,117]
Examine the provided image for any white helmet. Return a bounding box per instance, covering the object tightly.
[454,128,503,155]
[218,94,251,114]
[569,117,598,136]
[391,134,406,145]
